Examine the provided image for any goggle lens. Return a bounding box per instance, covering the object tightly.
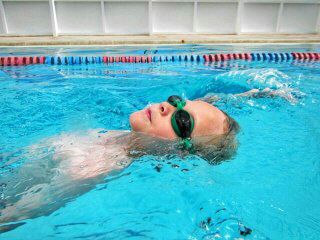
[167,95,194,139]
[167,95,184,108]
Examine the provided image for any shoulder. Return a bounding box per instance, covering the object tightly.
[37,129,131,152]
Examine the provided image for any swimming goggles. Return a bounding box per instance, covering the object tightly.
[167,95,194,151]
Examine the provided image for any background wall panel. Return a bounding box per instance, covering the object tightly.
[279,3,319,33]
[4,1,52,35]
[0,9,5,34]
[0,0,319,36]
[105,2,149,34]
[56,1,102,34]
[152,2,193,33]
[242,3,279,33]
[197,2,238,33]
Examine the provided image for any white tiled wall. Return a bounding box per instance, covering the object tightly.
[0,0,319,35]
[56,2,103,34]
[279,3,319,33]
[153,2,194,33]
[4,1,52,35]
[242,3,279,33]
[197,3,238,33]
[105,2,149,34]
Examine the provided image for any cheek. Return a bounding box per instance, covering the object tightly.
[130,111,177,139]
[150,120,177,139]
[192,119,208,136]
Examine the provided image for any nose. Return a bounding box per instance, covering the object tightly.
[159,102,173,116]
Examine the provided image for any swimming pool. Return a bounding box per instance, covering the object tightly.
[0,44,319,239]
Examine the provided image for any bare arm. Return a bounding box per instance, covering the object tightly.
[235,87,299,104]
[195,94,221,104]
[197,87,299,104]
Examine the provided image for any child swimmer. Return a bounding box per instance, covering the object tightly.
[0,95,239,226]
[0,88,298,226]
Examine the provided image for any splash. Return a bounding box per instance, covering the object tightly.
[216,68,292,90]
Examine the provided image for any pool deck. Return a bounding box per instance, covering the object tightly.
[0,34,319,46]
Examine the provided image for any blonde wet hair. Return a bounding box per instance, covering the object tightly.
[191,111,240,164]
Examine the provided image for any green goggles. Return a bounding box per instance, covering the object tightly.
[167,95,195,150]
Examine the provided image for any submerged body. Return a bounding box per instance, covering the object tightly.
[0,130,132,224]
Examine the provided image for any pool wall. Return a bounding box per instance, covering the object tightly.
[0,0,319,36]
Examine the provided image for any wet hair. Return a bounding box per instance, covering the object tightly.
[126,111,240,165]
[191,111,240,164]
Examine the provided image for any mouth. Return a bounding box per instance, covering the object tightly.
[145,107,152,122]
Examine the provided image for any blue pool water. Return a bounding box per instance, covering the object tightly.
[0,44,319,239]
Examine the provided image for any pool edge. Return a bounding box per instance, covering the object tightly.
[0,34,319,46]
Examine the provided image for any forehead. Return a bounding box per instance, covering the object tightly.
[184,100,226,136]
[184,100,216,114]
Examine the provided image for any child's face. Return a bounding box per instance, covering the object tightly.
[130,100,228,139]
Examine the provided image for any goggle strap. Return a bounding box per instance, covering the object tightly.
[176,101,185,110]
[183,138,192,149]
[180,138,194,153]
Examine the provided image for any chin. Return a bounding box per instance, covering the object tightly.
[129,111,144,132]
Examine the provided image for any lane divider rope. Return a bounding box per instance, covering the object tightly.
[0,52,319,66]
